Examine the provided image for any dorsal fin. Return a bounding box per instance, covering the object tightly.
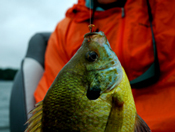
[25,101,43,132]
[135,113,151,132]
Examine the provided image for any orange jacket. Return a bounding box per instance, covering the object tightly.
[34,0,175,131]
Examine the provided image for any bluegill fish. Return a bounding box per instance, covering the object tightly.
[25,31,151,132]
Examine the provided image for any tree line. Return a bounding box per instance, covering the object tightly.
[0,68,18,80]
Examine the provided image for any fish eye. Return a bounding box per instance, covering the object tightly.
[86,51,98,62]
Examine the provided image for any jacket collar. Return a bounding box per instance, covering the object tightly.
[66,0,122,22]
[85,0,105,11]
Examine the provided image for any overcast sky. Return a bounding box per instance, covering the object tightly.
[0,0,77,69]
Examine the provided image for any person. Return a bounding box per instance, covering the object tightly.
[34,0,175,131]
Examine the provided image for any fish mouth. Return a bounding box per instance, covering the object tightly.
[84,31,104,38]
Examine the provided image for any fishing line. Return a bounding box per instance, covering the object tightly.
[90,0,92,25]
[88,0,97,32]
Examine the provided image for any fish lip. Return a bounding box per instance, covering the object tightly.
[84,31,104,38]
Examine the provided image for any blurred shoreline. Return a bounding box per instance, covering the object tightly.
[0,68,18,81]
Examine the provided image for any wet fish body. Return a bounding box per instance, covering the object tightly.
[26,32,150,132]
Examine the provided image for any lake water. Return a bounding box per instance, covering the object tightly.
[0,81,13,132]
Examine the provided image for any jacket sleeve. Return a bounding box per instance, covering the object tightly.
[34,21,69,103]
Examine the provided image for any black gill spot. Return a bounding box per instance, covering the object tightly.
[86,86,101,100]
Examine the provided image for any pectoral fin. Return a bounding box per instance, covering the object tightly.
[104,88,124,132]
[134,113,151,132]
